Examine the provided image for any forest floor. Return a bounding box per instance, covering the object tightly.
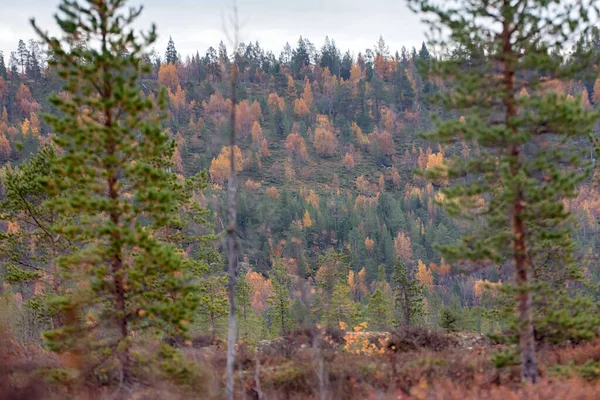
[3,327,600,399]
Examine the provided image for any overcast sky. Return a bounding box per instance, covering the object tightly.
[0,0,427,59]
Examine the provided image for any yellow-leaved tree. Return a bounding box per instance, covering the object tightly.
[209,145,243,184]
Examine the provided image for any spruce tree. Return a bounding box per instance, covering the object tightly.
[165,36,178,64]
[32,0,199,386]
[392,258,424,327]
[410,0,600,382]
[16,39,28,75]
[0,51,7,79]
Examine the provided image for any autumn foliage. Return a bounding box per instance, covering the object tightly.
[209,145,243,184]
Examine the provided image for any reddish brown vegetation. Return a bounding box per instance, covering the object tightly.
[5,326,600,399]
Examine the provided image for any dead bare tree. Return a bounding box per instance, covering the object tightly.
[224,2,240,399]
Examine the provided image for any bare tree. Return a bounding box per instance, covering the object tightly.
[224,2,240,399]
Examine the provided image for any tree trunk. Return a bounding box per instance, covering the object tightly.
[501,8,537,383]
[403,287,411,326]
[107,128,132,386]
[226,59,239,399]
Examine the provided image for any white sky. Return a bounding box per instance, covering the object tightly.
[0,0,427,59]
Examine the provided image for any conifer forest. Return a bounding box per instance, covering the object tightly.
[6,0,600,398]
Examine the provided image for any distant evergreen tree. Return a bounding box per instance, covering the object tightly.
[218,41,230,66]
[392,65,415,111]
[367,288,392,331]
[439,307,459,332]
[33,0,200,386]
[340,50,353,81]
[0,51,7,79]
[291,36,310,78]
[16,39,29,74]
[320,36,341,76]
[165,35,178,64]
[267,260,291,335]
[8,51,18,75]
[392,259,424,327]
[26,39,41,81]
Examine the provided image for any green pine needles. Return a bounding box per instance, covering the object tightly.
[32,0,201,386]
[410,0,600,383]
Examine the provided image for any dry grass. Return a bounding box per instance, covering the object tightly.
[4,327,600,399]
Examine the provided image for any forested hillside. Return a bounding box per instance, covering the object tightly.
[3,0,600,398]
[3,31,600,336]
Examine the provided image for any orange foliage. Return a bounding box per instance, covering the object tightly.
[314,115,337,157]
[204,91,231,119]
[293,98,310,116]
[303,188,320,208]
[268,93,285,112]
[172,146,184,174]
[430,258,451,275]
[251,121,263,145]
[158,63,180,91]
[352,122,369,149]
[364,237,375,253]
[246,269,272,313]
[541,79,566,96]
[357,267,369,299]
[391,166,401,188]
[285,132,309,163]
[381,107,397,134]
[580,89,593,110]
[416,260,433,287]
[20,118,30,136]
[29,112,40,136]
[209,145,243,184]
[286,75,297,98]
[168,85,187,121]
[369,130,395,156]
[16,84,40,116]
[394,232,413,265]
[593,75,600,105]
[302,79,313,107]
[0,134,11,161]
[349,64,362,83]
[425,152,448,185]
[245,179,261,191]
[236,100,260,136]
[473,279,502,302]
[260,138,270,158]
[266,186,280,200]
[355,175,375,195]
[343,152,355,169]
[303,210,313,228]
[374,55,395,80]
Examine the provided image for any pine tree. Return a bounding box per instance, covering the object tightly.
[0,147,71,332]
[198,274,228,339]
[267,260,291,336]
[0,51,7,79]
[33,0,200,386]
[165,36,179,64]
[392,258,424,327]
[367,289,391,331]
[16,39,28,74]
[326,280,356,329]
[26,39,41,81]
[411,0,600,382]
